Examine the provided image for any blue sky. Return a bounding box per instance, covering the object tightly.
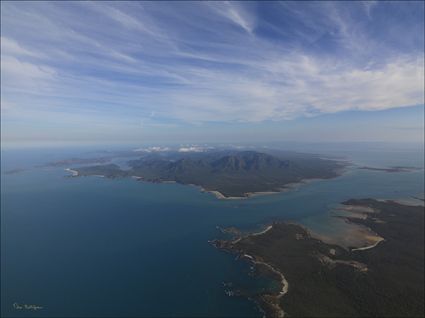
[1,1,424,146]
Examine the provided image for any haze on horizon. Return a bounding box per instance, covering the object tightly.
[1,1,424,147]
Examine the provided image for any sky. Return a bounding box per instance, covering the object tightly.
[1,1,424,146]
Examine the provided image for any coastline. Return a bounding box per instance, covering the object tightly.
[204,176,341,201]
[177,161,348,200]
[249,254,288,318]
[351,237,385,252]
[251,225,273,237]
[65,168,79,177]
[212,224,288,317]
[66,172,322,201]
[246,224,288,318]
[212,199,415,317]
[131,176,177,184]
[307,202,386,250]
[65,158,348,201]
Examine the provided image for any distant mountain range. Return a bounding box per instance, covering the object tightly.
[74,150,346,198]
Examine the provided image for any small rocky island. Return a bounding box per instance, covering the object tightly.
[212,199,424,317]
[69,150,346,198]
[358,166,422,173]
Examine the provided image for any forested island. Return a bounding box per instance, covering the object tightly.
[212,199,424,317]
[70,150,346,198]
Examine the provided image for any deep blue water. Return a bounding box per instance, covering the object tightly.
[1,145,424,317]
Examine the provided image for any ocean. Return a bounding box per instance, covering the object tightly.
[1,144,424,317]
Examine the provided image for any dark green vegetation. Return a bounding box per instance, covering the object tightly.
[215,199,424,317]
[73,150,345,197]
[45,149,147,167]
[47,157,112,166]
[76,164,127,178]
[4,168,26,174]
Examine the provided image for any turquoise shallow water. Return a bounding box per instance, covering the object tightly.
[1,145,424,317]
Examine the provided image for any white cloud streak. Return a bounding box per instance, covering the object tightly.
[1,1,424,128]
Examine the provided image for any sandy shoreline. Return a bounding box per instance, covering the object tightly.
[203,177,333,201]
[65,168,79,177]
[311,219,384,251]
[308,203,386,250]
[245,253,288,318]
[221,224,288,317]
[251,225,273,236]
[351,237,385,252]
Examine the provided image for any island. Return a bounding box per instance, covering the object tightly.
[46,157,112,167]
[358,166,422,173]
[3,168,27,174]
[212,199,424,317]
[69,150,346,198]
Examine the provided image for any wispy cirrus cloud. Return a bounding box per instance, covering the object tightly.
[1,37,42,57]
[1,1,423,143]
